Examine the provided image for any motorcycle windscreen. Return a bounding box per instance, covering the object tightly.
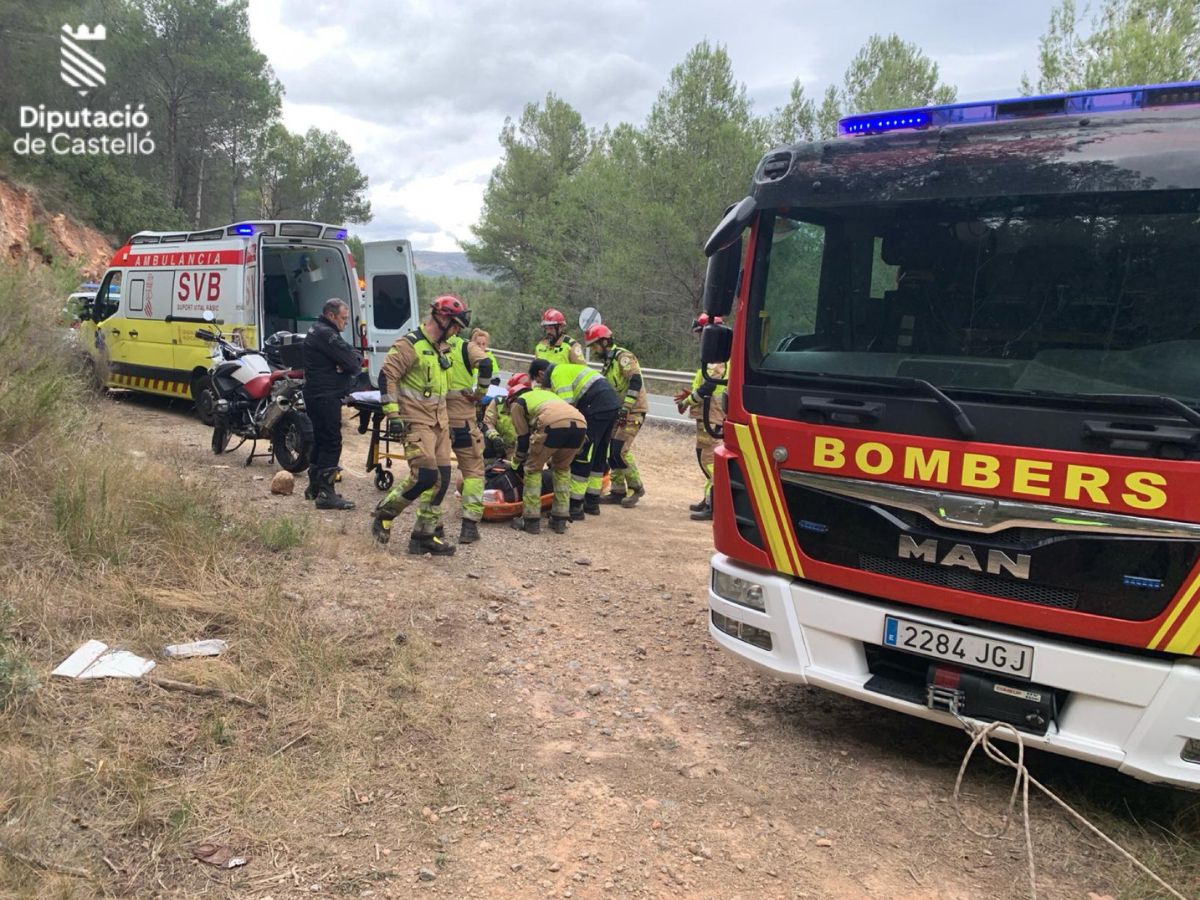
[361,240,419,386]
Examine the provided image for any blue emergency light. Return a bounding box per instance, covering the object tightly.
[838,81,1200,137]
[234,224,255,235]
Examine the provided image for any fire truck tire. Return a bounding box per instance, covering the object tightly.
[271,409,314,474]
[192,373,217,426]
[374,468,394,491]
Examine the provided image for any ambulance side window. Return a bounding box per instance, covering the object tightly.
[373,274,411,330]
[96,271,122,321]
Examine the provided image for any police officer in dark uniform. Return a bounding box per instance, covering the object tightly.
[302,298,361,509]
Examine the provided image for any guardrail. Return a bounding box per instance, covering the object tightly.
[491,349,692,387]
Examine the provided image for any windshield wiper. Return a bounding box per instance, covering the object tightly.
[966,388,1200,430]
[787,371,977,440]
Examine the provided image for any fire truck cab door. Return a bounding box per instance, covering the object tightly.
[360,239,418,386]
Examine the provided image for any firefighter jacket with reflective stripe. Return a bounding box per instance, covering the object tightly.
[545,362,602,403]
[602,346,648,414]
[445,335,493,420]
[534,336,584,365]
[378,327,449,427]
[510,389,586,441]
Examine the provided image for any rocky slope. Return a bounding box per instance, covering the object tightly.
[0,175,114,279]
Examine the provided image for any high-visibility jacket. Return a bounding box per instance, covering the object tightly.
[545,362,602,404]
[602,346,648,414]
[683,363,726,426]
[378,326,449,427]
[534,336,584,365]
[445,335,493,419]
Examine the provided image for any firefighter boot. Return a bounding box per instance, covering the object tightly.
[690,500,713,521]
[689,497,708,512]
[315,469,355,510]
[600,490,627,505]
[550,515,569,534]
[583,494,601,516]
[620,485,646,508]
[371,512,393,545]
[459,519,480,544]
[304,466,319,501]
[569,498,586,521]
[408,529,456,556]
[511,516,541,534]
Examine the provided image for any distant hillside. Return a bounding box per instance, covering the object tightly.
[413,251,492,282]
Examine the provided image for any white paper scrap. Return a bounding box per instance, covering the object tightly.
[52,640,156,679]
[164,639,228,659]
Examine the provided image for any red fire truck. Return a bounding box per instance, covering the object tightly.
[700,82,1200,788]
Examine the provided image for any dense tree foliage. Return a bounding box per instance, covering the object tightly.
[1023,0,1200,93]
[464,37,959,367]
[0,0,370,240]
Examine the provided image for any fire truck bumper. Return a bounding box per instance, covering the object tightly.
[708,553,1200,790]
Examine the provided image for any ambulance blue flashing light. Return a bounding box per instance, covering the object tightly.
[234,224,255,235]
[837,80,1200,137]
[335,229,347,241]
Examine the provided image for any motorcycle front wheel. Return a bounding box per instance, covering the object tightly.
[271,408,314,473]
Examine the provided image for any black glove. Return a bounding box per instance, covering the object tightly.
[615,406,630,428]
[387,416,408,439]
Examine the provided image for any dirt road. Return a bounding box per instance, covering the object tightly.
[102,394,1195,899]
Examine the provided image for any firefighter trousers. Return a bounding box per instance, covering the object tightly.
[607,412,644,493]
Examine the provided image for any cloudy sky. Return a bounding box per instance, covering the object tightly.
[247,0,1056,251]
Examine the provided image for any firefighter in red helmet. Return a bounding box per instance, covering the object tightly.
[534,308,585,365]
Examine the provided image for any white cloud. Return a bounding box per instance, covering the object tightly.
[248,0,1051,251]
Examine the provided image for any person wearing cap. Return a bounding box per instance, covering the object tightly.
[582,323,647,507]
[533,308,585,365]
[677,314,727,521]
[370,296,472,555]
[504,373,587,534]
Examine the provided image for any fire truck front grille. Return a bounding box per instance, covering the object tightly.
[860,554,1079,610]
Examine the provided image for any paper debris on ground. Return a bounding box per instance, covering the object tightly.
[52,640,156,679]
[163,639,229,659]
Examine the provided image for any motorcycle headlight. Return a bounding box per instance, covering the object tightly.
[712,570,765,611]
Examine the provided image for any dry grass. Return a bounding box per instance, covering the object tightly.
[0,263,491,896]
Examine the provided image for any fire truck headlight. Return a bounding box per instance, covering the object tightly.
[712,570,765,611]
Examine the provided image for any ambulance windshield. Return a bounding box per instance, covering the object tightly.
[747,191,1200,406]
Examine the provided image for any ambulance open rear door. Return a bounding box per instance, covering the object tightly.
[360,240,419,386]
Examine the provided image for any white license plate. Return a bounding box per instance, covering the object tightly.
[882,616,1034,679]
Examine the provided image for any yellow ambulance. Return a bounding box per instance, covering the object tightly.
[79,221,419,421]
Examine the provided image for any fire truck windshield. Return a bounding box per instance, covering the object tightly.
[747,190,1200,407]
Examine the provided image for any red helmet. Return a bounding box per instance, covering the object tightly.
[583,323,612,346]
[691,313,723,332]
[506,372,532,400]
[431,295,470,327]
[541,308,566,327]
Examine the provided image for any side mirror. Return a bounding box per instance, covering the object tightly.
[700,323,733,368]
[202,310,216,322]
[702,239,741,318]
[703,196,756,257]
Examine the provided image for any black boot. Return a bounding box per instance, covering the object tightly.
[408,530,456,555]
[569,499,585,521]
[583,494,601,516]
[315,469,355,510]
[371,512,392,545]
[459,519,480,543]
[304,466,319,501]
[510,516,541,534]
[689,497,708,512]
[550,516,568,534]
[599,491,627,505]
[690,501,713,521]
[620,485,645,508]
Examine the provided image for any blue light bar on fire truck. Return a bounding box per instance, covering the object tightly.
[838,81,1200,137]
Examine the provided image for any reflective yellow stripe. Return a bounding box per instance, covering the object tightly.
[1149,567,1200,650]
[730,422,801,577]
[748,416,805,577]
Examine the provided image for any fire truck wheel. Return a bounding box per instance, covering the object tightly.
[374,469,394,491]
[192,373,217,426]
[271,409,314,474]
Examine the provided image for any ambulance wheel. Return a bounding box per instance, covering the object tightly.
[192,373,217,426]
[272,409,314,474]
[374,469,394,491]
